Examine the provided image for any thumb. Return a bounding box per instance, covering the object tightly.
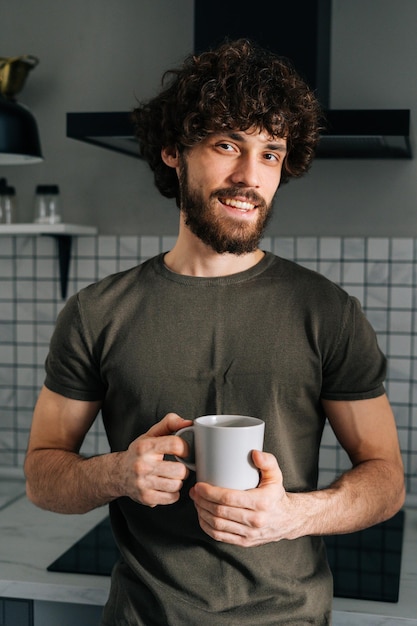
[252,450,283,486]
[145,413,193,438]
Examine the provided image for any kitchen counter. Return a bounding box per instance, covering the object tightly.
[0,491,416,624]
[0,493,110,607]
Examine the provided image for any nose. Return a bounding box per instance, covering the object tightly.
[229,154,260,188]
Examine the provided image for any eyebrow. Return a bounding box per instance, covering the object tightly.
[227,132,287,153]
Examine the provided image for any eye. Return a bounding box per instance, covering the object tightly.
[264,152,281,162]
[217,142,235,152]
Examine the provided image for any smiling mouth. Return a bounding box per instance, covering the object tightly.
[220,197,257,212]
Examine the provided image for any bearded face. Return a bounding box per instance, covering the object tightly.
[178,154,275,255]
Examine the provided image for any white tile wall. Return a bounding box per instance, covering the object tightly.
[0,235,416,493]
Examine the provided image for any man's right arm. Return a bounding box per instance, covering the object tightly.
[24,386,192,514]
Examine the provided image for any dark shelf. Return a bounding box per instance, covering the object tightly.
[0,224,98,299]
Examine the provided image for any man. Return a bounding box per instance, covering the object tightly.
[25,40,404,625]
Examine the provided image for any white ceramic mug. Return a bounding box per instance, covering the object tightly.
[176,414,265,490]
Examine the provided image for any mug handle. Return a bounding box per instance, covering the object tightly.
[174,426,196,471]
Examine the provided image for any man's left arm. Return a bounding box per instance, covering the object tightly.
[190,394,405,546]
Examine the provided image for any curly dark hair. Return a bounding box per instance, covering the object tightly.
[132,39,323,202]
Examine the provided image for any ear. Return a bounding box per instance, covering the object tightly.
[161,145,179,168]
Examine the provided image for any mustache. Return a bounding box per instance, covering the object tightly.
[211,187,267,208]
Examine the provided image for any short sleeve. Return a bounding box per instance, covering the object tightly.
[321,296,386,401]
[44,294,105,401]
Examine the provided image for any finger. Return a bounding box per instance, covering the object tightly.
[134,435,193,465]
[145,473,187,494]
[190,480,273,526]
[135,462,189,506]
[191,482,252,509]
[145,413,193,438]
[197,508,249,539]
[139,488,183,508]
[190,483,256,525]
[195,503,261,546]
[156,458,189,480]
[252,450,282,486]
[194,495,252,528]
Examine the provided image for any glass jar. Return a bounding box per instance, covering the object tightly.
[0,178,17,223]
[34,184,61,224]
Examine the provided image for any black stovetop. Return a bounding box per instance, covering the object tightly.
[48,510,405,603]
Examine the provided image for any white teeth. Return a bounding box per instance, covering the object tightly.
[222,198,255,211]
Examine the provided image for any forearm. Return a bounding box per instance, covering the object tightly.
[25,413,192,514]
[287,458,405,540]
[25,449,124,514]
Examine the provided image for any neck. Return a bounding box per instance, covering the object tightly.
[164,219,265,278]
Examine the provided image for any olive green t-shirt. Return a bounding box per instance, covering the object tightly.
[45,252,386,625]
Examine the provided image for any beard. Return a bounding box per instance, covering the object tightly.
[178,157,274,255]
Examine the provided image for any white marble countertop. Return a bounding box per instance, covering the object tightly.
[0,489,416,624]
[0,494,110,606]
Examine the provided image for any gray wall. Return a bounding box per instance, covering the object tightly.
[1,0,417,236]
